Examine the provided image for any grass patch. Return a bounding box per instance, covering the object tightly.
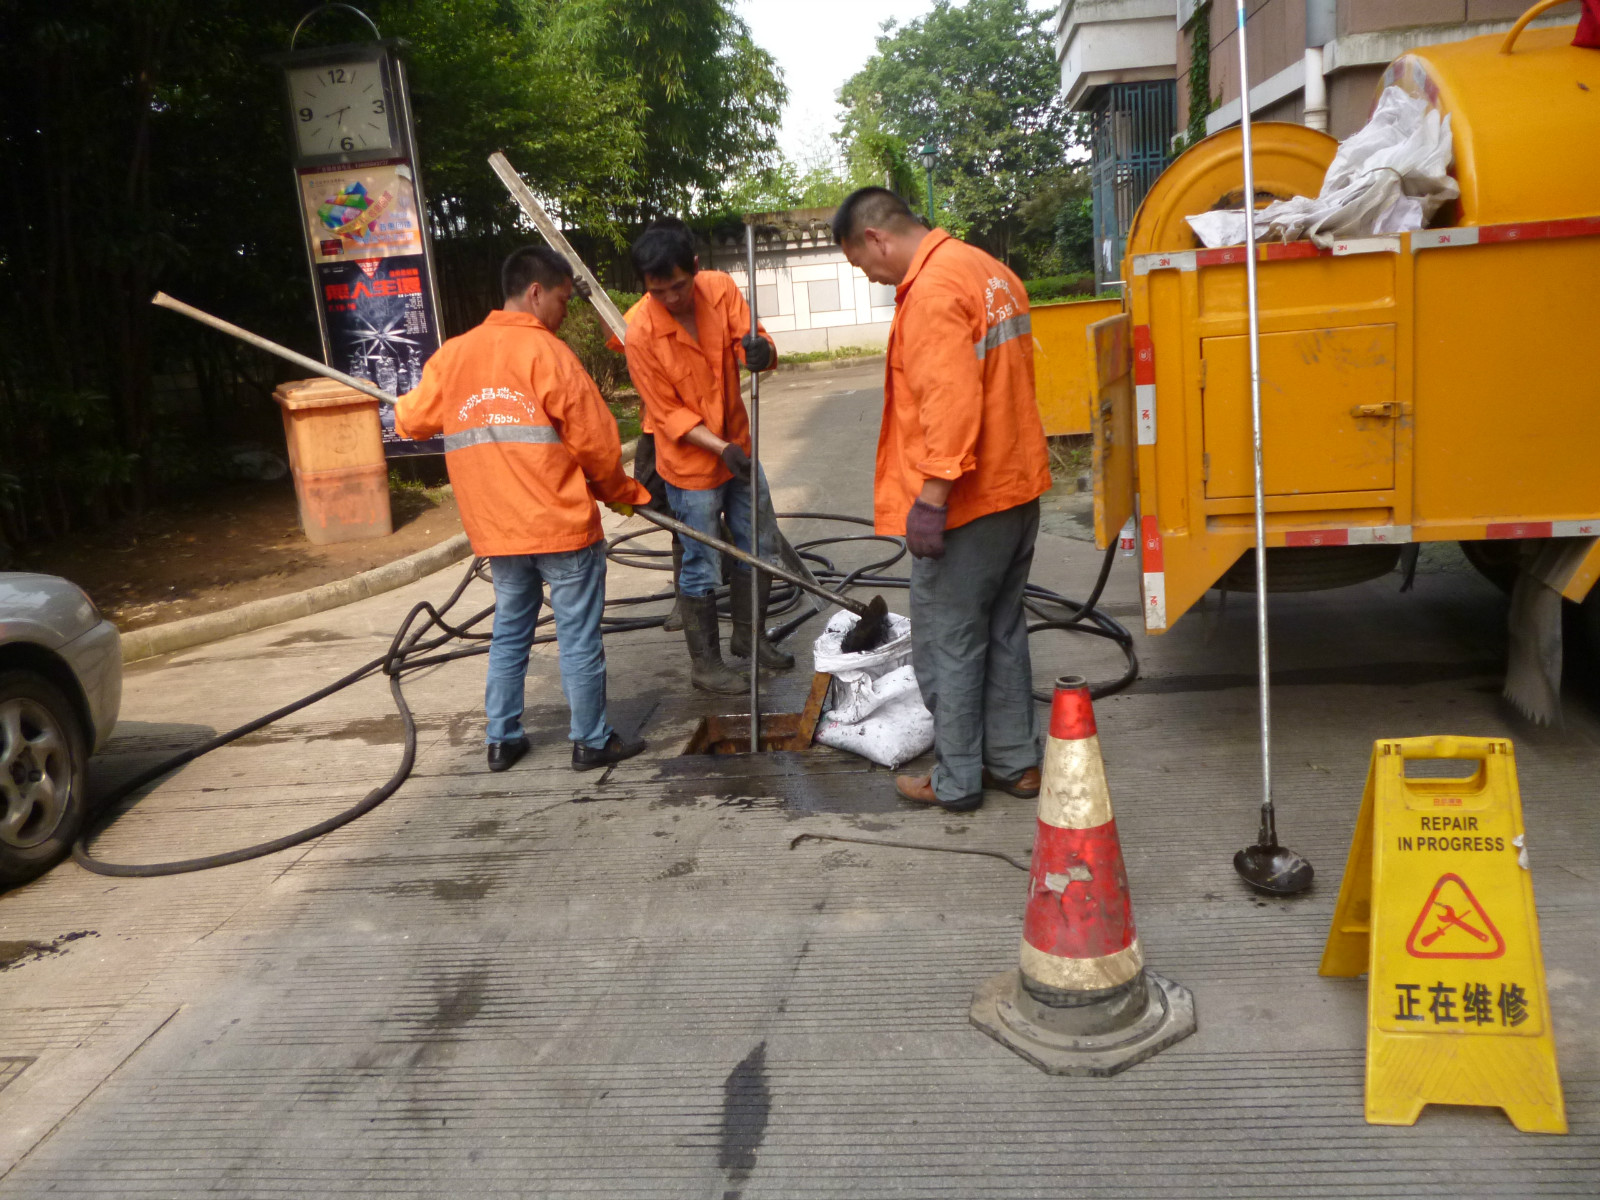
[1025,274,1101,304]
[609,396,642,443]
[781,345,882,365]
[1048,434,1093,480]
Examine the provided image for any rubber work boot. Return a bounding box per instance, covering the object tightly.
[662,539,686,633]
[728,569,795,670]
[682,594,748,694]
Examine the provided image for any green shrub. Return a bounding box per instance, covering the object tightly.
[559,289,642,400]
[1024,275,1100,304]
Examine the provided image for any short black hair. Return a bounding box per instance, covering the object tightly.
[832,187,920,243]
[501,245,574,302]
[631,220,697,282]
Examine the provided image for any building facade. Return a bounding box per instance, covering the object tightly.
[1056,1,1182,288]
[1056,0,1583,282]
[1193,0,1583,141]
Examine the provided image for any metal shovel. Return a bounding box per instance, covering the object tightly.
[1228,0,1314,896]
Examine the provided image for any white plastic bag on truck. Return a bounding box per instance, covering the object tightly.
[1186,86,1459,249]
[812,609,934,768]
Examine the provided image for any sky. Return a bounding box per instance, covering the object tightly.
[736,0,939,165]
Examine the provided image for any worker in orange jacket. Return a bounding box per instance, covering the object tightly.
[622,221,789,694]
[395,246,652,774]
[833,188,1053,812]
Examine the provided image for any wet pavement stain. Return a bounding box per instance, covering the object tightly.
[268,629,352,647]
[655,857,697,880]
[718,1041,770,1200]
[424,969,489,1033]
[0,931,97,972]
[452,819,502,840]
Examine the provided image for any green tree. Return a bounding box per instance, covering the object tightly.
[838,0,1082,267]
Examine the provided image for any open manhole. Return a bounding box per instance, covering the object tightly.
[682,712,819,755]
[681,673,832,756]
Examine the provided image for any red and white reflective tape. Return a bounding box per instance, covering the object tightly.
[1141,514,1167,631]
[1020,680,1143,993]
[1284,524,1411,547]
[1486,519,1600,539]
[1133,324,1156,445]
[1413,215,1600,252]
[1132,235,1399,276]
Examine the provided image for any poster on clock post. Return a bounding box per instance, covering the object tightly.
[297,158,444,456]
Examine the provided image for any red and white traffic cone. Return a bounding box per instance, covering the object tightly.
[970,675,1196,1075]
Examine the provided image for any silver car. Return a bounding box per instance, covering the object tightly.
[0,573,122,887]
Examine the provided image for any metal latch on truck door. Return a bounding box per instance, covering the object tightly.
[1351,402,1397,419]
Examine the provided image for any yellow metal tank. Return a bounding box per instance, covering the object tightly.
[1093,16,1600,635]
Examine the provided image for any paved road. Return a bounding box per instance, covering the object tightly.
[0,362,1595,1196]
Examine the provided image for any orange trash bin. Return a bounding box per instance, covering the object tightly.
[272,377,393,545]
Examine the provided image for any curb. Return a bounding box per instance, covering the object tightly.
[777,354,884,374]
[120,532,474,664]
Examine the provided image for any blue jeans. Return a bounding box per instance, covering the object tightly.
[665,466,779,598]
[484,542,612,749]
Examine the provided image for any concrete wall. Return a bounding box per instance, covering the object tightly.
[717,239,896,357]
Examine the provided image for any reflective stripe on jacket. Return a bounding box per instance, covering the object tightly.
[622,270,775,491]
[394,309,649,557]
[877,229,1052,534]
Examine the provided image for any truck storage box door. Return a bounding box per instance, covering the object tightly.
[1089,313,1136,549]
[1201,326,1398,500]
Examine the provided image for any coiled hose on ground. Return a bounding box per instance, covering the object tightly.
[72,514,1137,878]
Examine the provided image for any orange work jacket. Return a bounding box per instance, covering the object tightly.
[877,229,1052,534]
[622,270,776,491]
[607,295,654,437]
[394,309,649,557]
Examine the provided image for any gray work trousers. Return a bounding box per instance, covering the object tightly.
[909,499,1042,802]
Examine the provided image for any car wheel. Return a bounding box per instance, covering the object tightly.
[0,669,88,888]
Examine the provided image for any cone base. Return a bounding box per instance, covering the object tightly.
[970,968,1197,1077]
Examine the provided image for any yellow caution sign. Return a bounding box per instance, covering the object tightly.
[1320,736,1566,1134]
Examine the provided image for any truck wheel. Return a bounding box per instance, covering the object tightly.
[0,670,89,889]
[1217,545,1401,593]
[1459,539,1520,594]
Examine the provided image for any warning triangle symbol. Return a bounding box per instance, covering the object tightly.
[1405,873,1506,959]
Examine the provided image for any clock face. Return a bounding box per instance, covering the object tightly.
[288,61,395,157]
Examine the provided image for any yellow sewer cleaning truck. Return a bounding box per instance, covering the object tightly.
[1080,15,1600,709]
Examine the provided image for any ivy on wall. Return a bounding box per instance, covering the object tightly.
[1173,3,1219,154]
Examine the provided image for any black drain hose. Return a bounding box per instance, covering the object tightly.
[72,515,1137,877]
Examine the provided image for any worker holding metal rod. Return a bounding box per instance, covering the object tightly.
[621,221,790,694]
[832,188,1053,813]
[391,246,652,774]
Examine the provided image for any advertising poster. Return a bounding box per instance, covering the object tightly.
[297,160,443,455]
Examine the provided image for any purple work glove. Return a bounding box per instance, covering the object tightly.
[905,498,947,560]
[721,443,752,480]
[741,333,774,373]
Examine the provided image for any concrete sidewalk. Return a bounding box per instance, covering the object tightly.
[0,361,1595,1196]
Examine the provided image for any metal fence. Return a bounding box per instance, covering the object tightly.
[1089,80,1178,289]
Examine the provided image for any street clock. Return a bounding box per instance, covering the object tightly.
[269,11,444,456]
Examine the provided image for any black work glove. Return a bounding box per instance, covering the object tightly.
[741,333,774,373]
[905,498,947,560]
[720,442,752,480]
[571,275,592,300]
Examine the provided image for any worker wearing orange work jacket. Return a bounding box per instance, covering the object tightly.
[395,246,651,775]
[833,188,1053,812]
[622,221,789,694]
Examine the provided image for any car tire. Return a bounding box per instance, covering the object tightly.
[0,669,89,889]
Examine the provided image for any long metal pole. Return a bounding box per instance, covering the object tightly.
[1234,0,1276,845]
[745,223,762,755]
[152,292,397,406]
